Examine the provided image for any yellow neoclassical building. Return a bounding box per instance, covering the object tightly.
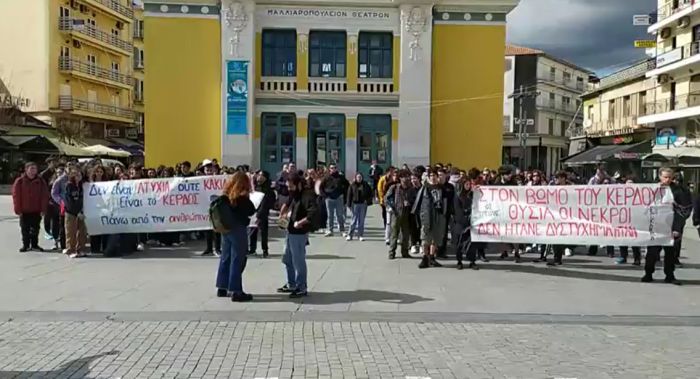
[144,0,518,173]
[0,0,145,149]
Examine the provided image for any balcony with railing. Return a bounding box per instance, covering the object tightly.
[133,26,143,40]
[308,77,348,93]
[537,74,587,92]
[259,77,297,92]
[59,17,132,55]
[656,0,698,24]
[84,0,134,22]
[357,78,394,94]
[59,96,134,122]
[59,57,133,88]
[648,41,700,77]
[536,98,580,116]
[639,90,700,124]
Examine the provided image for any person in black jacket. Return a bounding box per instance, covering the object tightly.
[63,167,87,258]
[385,171,413,259]
[278,173,318,298]
[437,169,456,258]
[642,167,686,285]
[216,172,257,302]
[693,187,700,238]
[453,177,479,270]
[320,164,348,237]
[249,170,276,257]
[346,172,372,241]
[671,172,693,266]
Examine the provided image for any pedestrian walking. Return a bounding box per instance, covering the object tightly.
[12,162,49,252]
[320,164,348,237]
[414,169,449,269]
[346,172,372,241]
[385,170,413,259]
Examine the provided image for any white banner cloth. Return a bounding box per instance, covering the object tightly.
[84,175,258,235]
[471,184,675,246]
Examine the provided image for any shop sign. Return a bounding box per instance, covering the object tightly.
[614,152,641,160]
[613,136,634,144]
[125,128,138,139]
[634,40,656,48]
[226,60,248,135]
[656,127,677,145]
[656,48,683,67]
[0,93,31,108]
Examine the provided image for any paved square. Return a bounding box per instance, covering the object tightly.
[1,196,700,378]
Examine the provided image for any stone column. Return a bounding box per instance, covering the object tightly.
[220,0,256,166]
[398,4,432,166]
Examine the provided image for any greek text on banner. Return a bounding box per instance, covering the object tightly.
[471,184,675,246]
[84,175,232,235]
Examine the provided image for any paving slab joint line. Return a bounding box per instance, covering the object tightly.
[2,311,700,326]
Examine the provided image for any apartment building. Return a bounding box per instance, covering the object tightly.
[503,45,591,176]
[0,0,142,150]
[143,0,519,171]
[568,59,657,180]
[637,0,700,183]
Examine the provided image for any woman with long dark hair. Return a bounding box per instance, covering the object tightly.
[216,172,256,302]
[89,165,109,255]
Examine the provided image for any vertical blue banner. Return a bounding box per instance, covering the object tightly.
[226,60,248,135]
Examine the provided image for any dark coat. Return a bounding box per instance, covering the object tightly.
[288,189,319,235]
[255,180,276,219]
[693,193,700,227]
[321,172,348,200]
[64,179,84,216]
[12,174,49,215]
[385,183,412,217]
[671,183,693,233]
[415,183,450,228]
[346,181,373,206]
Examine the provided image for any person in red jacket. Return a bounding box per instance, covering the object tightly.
[12,162,49,252]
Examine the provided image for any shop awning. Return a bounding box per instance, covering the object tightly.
[84,144,131,158]
[562,141,651,166]
[45,138,94,157]
[0,135,39,146]
[107,138,143,156]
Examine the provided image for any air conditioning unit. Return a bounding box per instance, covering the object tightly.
[658,73,671,84]
[660,27,672,40]
[678,16,691,29]
[73,40,82,48]
[116,21,124,30]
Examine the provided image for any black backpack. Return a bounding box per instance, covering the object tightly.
[209,195,234,233]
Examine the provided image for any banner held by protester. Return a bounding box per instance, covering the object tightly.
[84,175,250,235]
[471,184,675,246]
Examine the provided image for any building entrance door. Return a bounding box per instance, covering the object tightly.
[260,113,295,175]
[357,114,391,177]
[309,114,345,171]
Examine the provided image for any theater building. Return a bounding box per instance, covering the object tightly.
[144,0,519,173]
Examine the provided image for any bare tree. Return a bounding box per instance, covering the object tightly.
[55,118,87,144]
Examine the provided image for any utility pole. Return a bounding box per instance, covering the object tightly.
[509,85,540,170]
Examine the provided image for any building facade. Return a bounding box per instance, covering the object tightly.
[144,0,519,173]
[0,0,143,149]
[637,0,700,184]
[502,45,590,176]
[568,59,657,180]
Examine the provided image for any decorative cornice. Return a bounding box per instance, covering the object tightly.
[144,2,219,17]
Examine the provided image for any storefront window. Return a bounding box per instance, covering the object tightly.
[309,31,346,78]
[262,29,296,77]
[358,32,392,78]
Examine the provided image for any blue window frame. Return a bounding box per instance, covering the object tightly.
[309,31,346,78]
[262,29,296,77]
[358,32,392,78]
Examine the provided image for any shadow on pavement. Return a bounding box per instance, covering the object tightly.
[112,250,354,260]
[253,290,433,305]
[0,351,117,378]
[478,264,700,285]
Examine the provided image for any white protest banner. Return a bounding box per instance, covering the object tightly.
[84,175,229,235]
[471,184,675,246]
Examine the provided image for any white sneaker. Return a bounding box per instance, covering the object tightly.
[410,245,419,254]
[342,232,348,238]
[525,246,532,253]
[359,237,365,242]
[137,243,145,251]
[564,248,573,257]
[62,248,69,255]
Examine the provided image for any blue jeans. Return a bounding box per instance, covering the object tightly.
[282,233,308,292]
[216,225,248,294]
[349,203,368,238]
[325,196,345,233]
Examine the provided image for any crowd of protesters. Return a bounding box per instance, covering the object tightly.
[9,155,700,302]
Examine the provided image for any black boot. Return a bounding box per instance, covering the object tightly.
[429,256,442,267]
[468,262,479,270]
[499,251,508,260]
[456,262,463,270]
[641,274,653,283]
[514,251,521,263]
[418,256,429,269]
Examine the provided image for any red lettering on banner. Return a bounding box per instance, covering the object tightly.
[162,194,199,206]
[203,177,226,191]
[150,181,170,194]
[477,223,501,236]
[525,188,569,205]
[605,186,665,206]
